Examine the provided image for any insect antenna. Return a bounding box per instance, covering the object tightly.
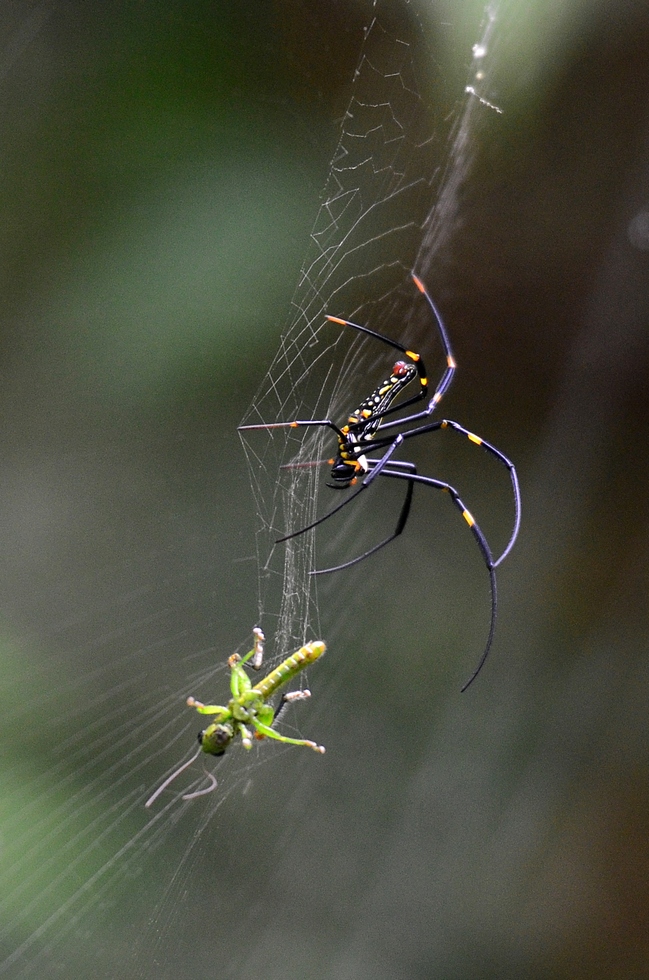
[145,745,202,808]
[182,771,218,801]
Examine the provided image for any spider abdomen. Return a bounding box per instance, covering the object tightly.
[349,361,418,437]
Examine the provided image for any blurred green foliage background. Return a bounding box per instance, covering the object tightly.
[1,1,649,977]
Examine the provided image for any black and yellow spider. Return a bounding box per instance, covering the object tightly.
[240,274,520,689]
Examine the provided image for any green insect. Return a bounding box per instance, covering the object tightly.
[145,628,326,807]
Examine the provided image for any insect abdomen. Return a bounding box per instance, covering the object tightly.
[253,641,326,700]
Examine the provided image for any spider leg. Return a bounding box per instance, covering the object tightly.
[239,418,346,440]
[367,274,456,432]
[379,468,497,691]
[276,478,367,543]
[438,421,520,565]
[312,459,415,575]
[322,274,454,430]
[325,304,428,403]
[278,435,405,544]
[375,418,521,566]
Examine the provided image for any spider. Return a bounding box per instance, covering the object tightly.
[239,274,520,690]
[145,628,325,807]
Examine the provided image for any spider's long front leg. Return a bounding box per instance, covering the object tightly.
[350,273,456,434]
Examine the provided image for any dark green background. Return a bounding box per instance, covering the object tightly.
[1,1,649,977]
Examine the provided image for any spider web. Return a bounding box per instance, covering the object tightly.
[240,0,504,661]
[0,3,506,977]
